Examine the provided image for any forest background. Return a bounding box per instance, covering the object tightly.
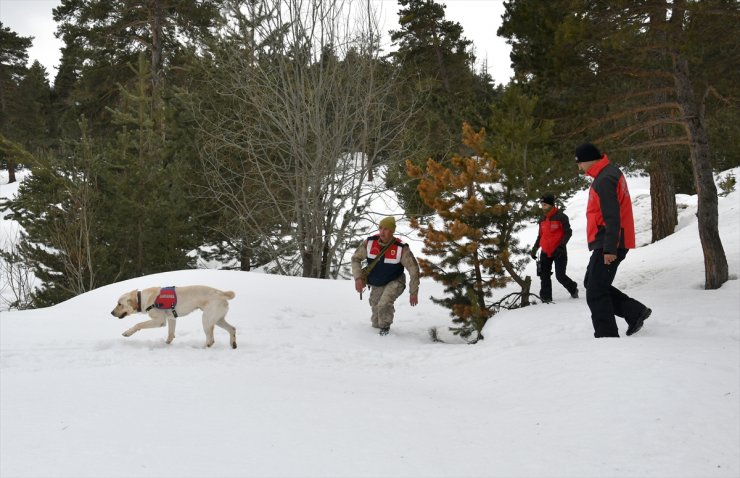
[0,0,738,339]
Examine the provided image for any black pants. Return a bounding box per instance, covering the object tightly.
[538,251,578,302]
[584,248,647,338]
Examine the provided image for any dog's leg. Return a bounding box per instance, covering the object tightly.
[122,317,165,337]
[203,321,215,348]
[166,318,177,344]
[216,318,237,349]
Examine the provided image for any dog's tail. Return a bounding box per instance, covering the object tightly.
[221,290,236,300]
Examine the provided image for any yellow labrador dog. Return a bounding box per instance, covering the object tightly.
[111,286,237,349]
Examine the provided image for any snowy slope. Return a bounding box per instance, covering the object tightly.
[1,170,739,478]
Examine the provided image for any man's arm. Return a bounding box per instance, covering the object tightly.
[530,221,542,258]
[559,212,573,247]
[594,174,621,255]
[351,241,369,293]
[351,241,368,279]
[533,227,541,250]
[401,246,420,301]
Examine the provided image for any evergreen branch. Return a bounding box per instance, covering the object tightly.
[594,118,687,144]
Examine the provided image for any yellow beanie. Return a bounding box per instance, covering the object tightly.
[379,216,396,231]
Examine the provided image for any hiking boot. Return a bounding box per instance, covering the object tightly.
[626,307,652,336]
[379,326,390,336]
[571,289,579,299]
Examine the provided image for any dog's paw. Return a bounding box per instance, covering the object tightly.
[122,330,133,337]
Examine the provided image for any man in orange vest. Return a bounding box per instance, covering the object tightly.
[351,216,420,336]
[530,193,579,303]
[575,143,652,338]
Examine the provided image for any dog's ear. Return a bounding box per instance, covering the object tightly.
[127,290,138,309]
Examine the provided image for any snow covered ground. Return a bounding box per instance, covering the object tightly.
[1,169,739,477]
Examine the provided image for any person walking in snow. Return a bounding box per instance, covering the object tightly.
[575,143,652,338]
[351,216,420,336]
[530,193,579,302]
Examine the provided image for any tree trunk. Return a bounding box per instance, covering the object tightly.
[8,158,16,183]
[672,54,728,289]
[501,255,531,307]
[149,0,163,93]
[645,13,678,244]
[648,154,677,243]
[320,240,330,279]
[239,245,251,271]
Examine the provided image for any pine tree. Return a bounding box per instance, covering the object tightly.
[500,0,737,289]
[0,135,33,184]
[407,124,508,341]
[52,0,222,135]
[0,22,33,182]
[388,0,485,215]
[12,61,52,153]
[3,55,198,306]
[50,44,83,142]
[0,22,31,125]
[4,122,106,306]
[102,53,196,277]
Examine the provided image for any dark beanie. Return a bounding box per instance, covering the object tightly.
[575,143,602,162]
[539,193,555,206]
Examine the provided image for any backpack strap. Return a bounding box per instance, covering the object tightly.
[362,239,398,280]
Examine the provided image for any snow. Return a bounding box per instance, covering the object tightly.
[1,168,739,478]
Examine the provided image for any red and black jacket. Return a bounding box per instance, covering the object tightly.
[585,156,636,253]
[365,235,407,287]
[534,207,572,258]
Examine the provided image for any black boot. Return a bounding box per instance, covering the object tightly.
[627,308,652,336]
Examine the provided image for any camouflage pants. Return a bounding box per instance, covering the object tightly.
[368,278,406,328]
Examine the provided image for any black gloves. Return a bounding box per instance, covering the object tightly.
[530,247,538,259]
[553,246,566,258]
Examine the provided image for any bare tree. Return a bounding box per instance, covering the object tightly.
[0,229,35,310]
[48,172,99,297]
[191,0,413,278]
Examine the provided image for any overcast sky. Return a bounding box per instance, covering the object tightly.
[0,0,514,85]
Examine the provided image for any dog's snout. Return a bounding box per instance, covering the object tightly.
[111,310,126,319]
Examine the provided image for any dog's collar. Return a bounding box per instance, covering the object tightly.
[136,290,142,313]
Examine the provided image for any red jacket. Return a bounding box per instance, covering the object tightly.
[585,156,636,253]
[534,207,572,257]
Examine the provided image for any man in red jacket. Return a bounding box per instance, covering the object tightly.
[530,193,579,302]
[575,143,652,338]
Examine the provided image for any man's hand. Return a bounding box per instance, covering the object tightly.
[355,278,366,293]
[410,294,418,306]
[530,247,538,259]
[604,253,617,265]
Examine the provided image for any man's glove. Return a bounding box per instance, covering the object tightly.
[553,246,565,258]
[530,247,538,259]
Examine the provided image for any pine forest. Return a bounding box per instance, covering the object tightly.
[1,0,738,339]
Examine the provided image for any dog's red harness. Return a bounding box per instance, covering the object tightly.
[143,287,179,318]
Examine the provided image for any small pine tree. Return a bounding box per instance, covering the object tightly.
[407,123,509,341]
